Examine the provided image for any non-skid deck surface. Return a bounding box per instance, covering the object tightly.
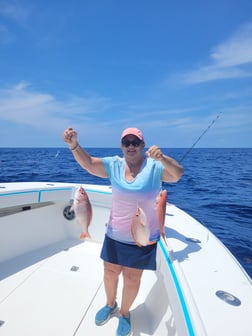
[0,241,158,336]
[0,241,104,335]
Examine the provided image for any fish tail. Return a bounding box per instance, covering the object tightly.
[161,232,168,247]
[79,232,91,240]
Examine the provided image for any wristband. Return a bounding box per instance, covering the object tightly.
[71,143,79,151]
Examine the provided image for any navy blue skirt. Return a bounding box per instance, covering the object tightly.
[100,235,157,270]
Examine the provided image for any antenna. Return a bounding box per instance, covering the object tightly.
[179,112,222,163]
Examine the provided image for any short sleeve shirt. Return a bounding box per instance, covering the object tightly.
[101,156,163,244]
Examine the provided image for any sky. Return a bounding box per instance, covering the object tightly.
[0,0,252,148]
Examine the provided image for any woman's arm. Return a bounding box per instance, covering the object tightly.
[63,128,107,178]
[146,145,183,183]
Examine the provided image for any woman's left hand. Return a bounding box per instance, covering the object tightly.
[146,145,164,161]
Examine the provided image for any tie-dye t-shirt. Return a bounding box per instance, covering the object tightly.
[101,156,163,244]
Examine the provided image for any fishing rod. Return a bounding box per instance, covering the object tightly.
[179,112,222,163]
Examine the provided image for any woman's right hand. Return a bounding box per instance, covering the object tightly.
[63,128,78,149]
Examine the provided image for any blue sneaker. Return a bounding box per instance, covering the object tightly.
[95,302,118,326]
[116,314,131,336]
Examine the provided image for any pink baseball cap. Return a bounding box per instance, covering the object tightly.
[121,127,144,141]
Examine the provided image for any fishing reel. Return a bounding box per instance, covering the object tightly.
[63,200,75,220]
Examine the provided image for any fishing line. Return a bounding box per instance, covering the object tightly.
[179,112,222,163]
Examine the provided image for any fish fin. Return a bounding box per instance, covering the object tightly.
[140,219,145,226]
[131,224,143,247]
[131,227,140,246]
[79,232,91,240]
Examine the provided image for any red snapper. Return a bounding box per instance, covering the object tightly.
[131,207,150,246]
[156,189,167,241]
[72,186,92,239]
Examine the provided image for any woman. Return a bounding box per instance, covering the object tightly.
[63,127,183,336]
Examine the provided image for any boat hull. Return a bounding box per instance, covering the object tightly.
[0,182,251,335]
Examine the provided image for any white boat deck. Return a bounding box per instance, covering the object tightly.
[0,240,158,336]
[1,182,252,336]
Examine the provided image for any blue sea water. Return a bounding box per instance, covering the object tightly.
[0,147,251,278]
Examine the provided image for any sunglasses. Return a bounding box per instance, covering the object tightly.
[121,139,142,147]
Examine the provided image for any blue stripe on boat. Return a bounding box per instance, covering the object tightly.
[159,239,195,336]
[0,187,73,203]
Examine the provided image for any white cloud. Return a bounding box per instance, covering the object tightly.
[0,0,32,44]
[0,82,112,133]
[0,23,13,44]
[183,66,251,84]
[181,22,252,84]
[14,80,30,90]
[0,82,251,147]
[0,0,29,22]
[211,23,252,67]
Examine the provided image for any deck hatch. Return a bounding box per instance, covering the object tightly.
[215,290,241,306]
[70,266,79,272]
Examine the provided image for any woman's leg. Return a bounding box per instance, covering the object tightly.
[103,261,122,307]
[120,267,143,316]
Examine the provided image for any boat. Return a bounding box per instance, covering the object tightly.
[0,182,251,336]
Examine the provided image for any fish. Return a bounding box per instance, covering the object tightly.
[72,186,92,239]
[156,189,167,242]
[131,207,150,246]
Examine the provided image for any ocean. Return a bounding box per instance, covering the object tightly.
[0,147,251,278]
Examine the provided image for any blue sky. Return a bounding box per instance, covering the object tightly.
[0,0,252,148]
